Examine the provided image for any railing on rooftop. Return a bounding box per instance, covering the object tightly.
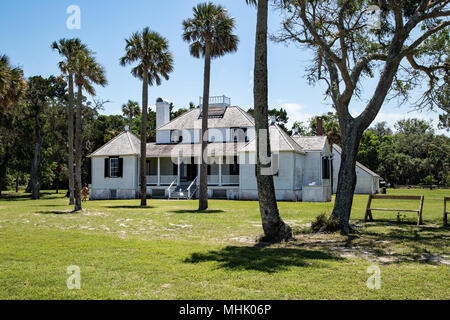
[199,95,231,107]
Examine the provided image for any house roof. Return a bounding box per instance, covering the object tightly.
[332,144,381,178]
[240,124,306,154]
[88,131,140,157]
[146,142,247,158]
[157,106,255,130]
[291,135,328,152]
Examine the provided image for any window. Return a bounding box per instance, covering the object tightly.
[322,157,330,179]
[231,127,248,142]
[110,158,120,178]
[105,157,123,178]
[170,130,182,144]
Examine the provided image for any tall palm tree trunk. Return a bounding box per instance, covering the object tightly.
[67,74,75,205]
[74,83,83,211]
[199,44,211,211]
[254,0,291,242]
[140,72,148,206]
[30,110,43,200]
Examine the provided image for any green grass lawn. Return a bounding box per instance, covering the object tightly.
[0,188,448,299]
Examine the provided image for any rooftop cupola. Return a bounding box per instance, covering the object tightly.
[199,95,230,118]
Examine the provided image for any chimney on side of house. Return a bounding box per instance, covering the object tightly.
[156,97,170,129]
[317,117,323,136]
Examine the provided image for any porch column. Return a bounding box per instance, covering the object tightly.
[157,157,161,186]
[177,157,181,185]
[197,159,200,186]
[219,156,222,186]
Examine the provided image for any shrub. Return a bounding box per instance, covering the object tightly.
[311,213,340,233]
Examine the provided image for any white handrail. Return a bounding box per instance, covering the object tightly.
[187,177,198,199]
[167,177,178,198]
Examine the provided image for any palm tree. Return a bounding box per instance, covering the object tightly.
[122,100,140,130]
[120,27,174,206]
[182,2,239,211]
[73,51,107,211]
[247,0,291,241]
[0,54,26,111]
[51,38,89,205]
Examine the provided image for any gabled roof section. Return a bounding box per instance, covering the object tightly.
[239,124,305,154]
[157,106,255,131]
[88,131,140,157]
[333,144,380,177]
[291,135,328,152]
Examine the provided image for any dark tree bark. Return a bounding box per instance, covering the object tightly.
[198,43,211,211]
[331,120,362,234]
[67,74,75,205]
[140,71,148,206]
[30,111,43,200]
[74,83,83,211]
[0,152,8,199]
[254,0,291,242]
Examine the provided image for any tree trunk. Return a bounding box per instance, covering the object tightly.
[198,44,211,211]
[331,123,361,234]
[140,72,148,206]
[15,174,19,193]
[253,0,291,242]
[0,155,7,199]
[30,110,43,200]
[74,83,83,211]
[67,74,75,205]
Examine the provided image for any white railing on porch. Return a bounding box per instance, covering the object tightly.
[222,175,239,185]
[147,175,178,185]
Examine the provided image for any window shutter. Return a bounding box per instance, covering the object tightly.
[104,158,110,178]
[322,158,330,179]
[118,158,124,177]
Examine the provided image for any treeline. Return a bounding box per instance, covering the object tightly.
[0,77,194,195]
[294,113,450,186]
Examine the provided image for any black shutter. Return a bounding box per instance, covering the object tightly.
[322,158,330,179]
[118,158,123,177]
[88,158,92,184]
[207,165,211,175]
[173,163,178,175]
[104,158,110,178]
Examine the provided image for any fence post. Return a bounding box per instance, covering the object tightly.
[418,196,424,226]
[364,195,373,222]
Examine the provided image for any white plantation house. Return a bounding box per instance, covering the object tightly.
[88,96,379,202]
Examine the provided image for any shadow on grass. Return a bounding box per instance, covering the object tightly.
[0,192,64,201]
[170,209,225,214]
[329,222,449,264]
[37,210,76,215]
[184,246,341,273]
[104,205,155,209]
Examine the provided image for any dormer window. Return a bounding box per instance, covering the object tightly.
[170,130,182,144]
[231,127,248,142]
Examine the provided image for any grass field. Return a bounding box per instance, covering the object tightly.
[0,188,449,299]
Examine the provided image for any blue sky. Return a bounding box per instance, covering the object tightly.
[1,0,446,134]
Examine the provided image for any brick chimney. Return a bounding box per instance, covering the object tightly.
[317,117,323,136]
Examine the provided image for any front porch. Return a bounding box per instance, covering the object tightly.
[145,156,240,188]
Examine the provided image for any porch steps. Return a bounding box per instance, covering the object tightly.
[168,183,197,200]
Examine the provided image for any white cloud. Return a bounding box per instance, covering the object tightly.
[280,102,312,128]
